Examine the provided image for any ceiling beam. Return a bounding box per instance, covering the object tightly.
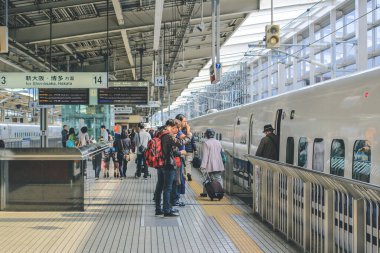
[121,30,135,80]
[11,0,258,44]
[6,0,106,15]
[111,0,125,26]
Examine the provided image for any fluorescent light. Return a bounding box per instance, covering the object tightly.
[153,0,164,51]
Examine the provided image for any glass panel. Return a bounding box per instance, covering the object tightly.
[298,137,308,168]
[352,140,371,183]
[286,137,294,164]
[313,138,324,172]
[330,139,345,176]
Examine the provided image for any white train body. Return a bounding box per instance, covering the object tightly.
[0,123,61,140]
[190,67,380,185]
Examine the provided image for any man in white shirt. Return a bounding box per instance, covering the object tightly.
[133,122,151,179]
[100,125,108,142]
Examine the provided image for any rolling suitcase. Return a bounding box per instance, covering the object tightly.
[202,171,224,201]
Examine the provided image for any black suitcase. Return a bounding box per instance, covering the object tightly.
[192,156,202,169]
[202,171,224,201]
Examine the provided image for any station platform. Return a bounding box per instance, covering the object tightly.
[0,154,298,253]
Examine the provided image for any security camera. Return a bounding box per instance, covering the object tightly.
[195,22,205,32]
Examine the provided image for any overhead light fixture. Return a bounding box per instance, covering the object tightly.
[153,0,164,51]
[196,0,205,32]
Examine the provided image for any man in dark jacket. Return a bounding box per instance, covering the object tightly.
[154,119,191,217]
[61,125,68,147]
[255,124,279,161]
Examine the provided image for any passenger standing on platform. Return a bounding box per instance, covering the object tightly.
[78,126,90,147]
[61,125,68,147]
[172,114,192,207]
[115,131,131,179]
[121,131,131,178]
[133,123,151,179]
[181,121,196,181]
[100,125,108,142]
[200,128,225,197]
[255,124,279,161]
[0,140,5,148]
[67,128,77,148]
[156,119,190,217]
[129,129,136,153]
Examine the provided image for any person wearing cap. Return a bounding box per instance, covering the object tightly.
[199,128,225,197]
[255,124,279,161]
[133,122,151,179]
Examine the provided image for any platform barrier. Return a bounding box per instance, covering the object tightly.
[246,155,380,253]
[4,137,62,148]
[0,142,109,211]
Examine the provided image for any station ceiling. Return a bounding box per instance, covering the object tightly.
[0,0,325,114]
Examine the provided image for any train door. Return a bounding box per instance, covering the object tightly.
[248,114,254,154]
[275,109,283,157]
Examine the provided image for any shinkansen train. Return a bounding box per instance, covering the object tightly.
[190,66,380,186]
[0,123,61,140]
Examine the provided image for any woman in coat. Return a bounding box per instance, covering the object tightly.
[200,128,225,196]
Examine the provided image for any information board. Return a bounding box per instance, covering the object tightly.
[39,89,89,105]
[0,72,107,88]
[98,86,148,105]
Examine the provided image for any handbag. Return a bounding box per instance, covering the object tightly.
[221,149,227,164]
[124,154,131,161]
[66,139,75,148]
[137,133,146,153]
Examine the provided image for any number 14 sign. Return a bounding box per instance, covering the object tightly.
[154,76,165,87]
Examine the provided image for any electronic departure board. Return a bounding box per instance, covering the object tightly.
[98,86,148,105]
[39,89,89,105]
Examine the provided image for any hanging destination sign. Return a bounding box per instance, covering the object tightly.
[98,80,148,105]
[0,72,107,88]
[39,89,89,105]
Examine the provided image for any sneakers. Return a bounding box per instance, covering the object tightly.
[187,173,192,181]
[170,208,179,213]
[173,201,185,207]
[200,193,207,197]
[155,210,164,216]
[95,177,99,180]
[164,212,180,217]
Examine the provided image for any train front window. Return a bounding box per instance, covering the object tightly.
[298,137,308,168]
[352,140,371,183]
[330,139,345,176]
[312,138,324,172]
[286,137,294,164]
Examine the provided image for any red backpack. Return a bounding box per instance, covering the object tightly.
[145,130,169,169]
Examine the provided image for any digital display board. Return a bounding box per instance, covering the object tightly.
[39,89,89,105]
[98,86,148,105]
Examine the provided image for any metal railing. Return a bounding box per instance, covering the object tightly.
[4,138,62,148]
[246,155,380,253]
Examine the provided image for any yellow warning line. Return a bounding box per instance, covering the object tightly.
[188,181,263,253]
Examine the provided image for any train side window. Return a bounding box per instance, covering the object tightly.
[216,133,219,140]
[286,137,294,164]
[313,138,324,172]
[298,137,308,168]
[220,133,222,141]
[352,140,371,183]
[330,139,345,176]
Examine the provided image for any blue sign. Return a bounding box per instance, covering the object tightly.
[215,63,221,69]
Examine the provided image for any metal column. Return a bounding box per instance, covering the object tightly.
[355,0,367,71]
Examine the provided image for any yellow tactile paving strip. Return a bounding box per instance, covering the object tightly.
[188,181,263,253]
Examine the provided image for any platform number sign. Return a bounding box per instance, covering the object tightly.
[155,76,165,87]
[93,75,103,86]
[0,75,6,86]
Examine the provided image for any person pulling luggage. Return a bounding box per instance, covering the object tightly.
[199,128,225,198]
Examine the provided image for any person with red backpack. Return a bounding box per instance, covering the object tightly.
[152,119,191,217]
